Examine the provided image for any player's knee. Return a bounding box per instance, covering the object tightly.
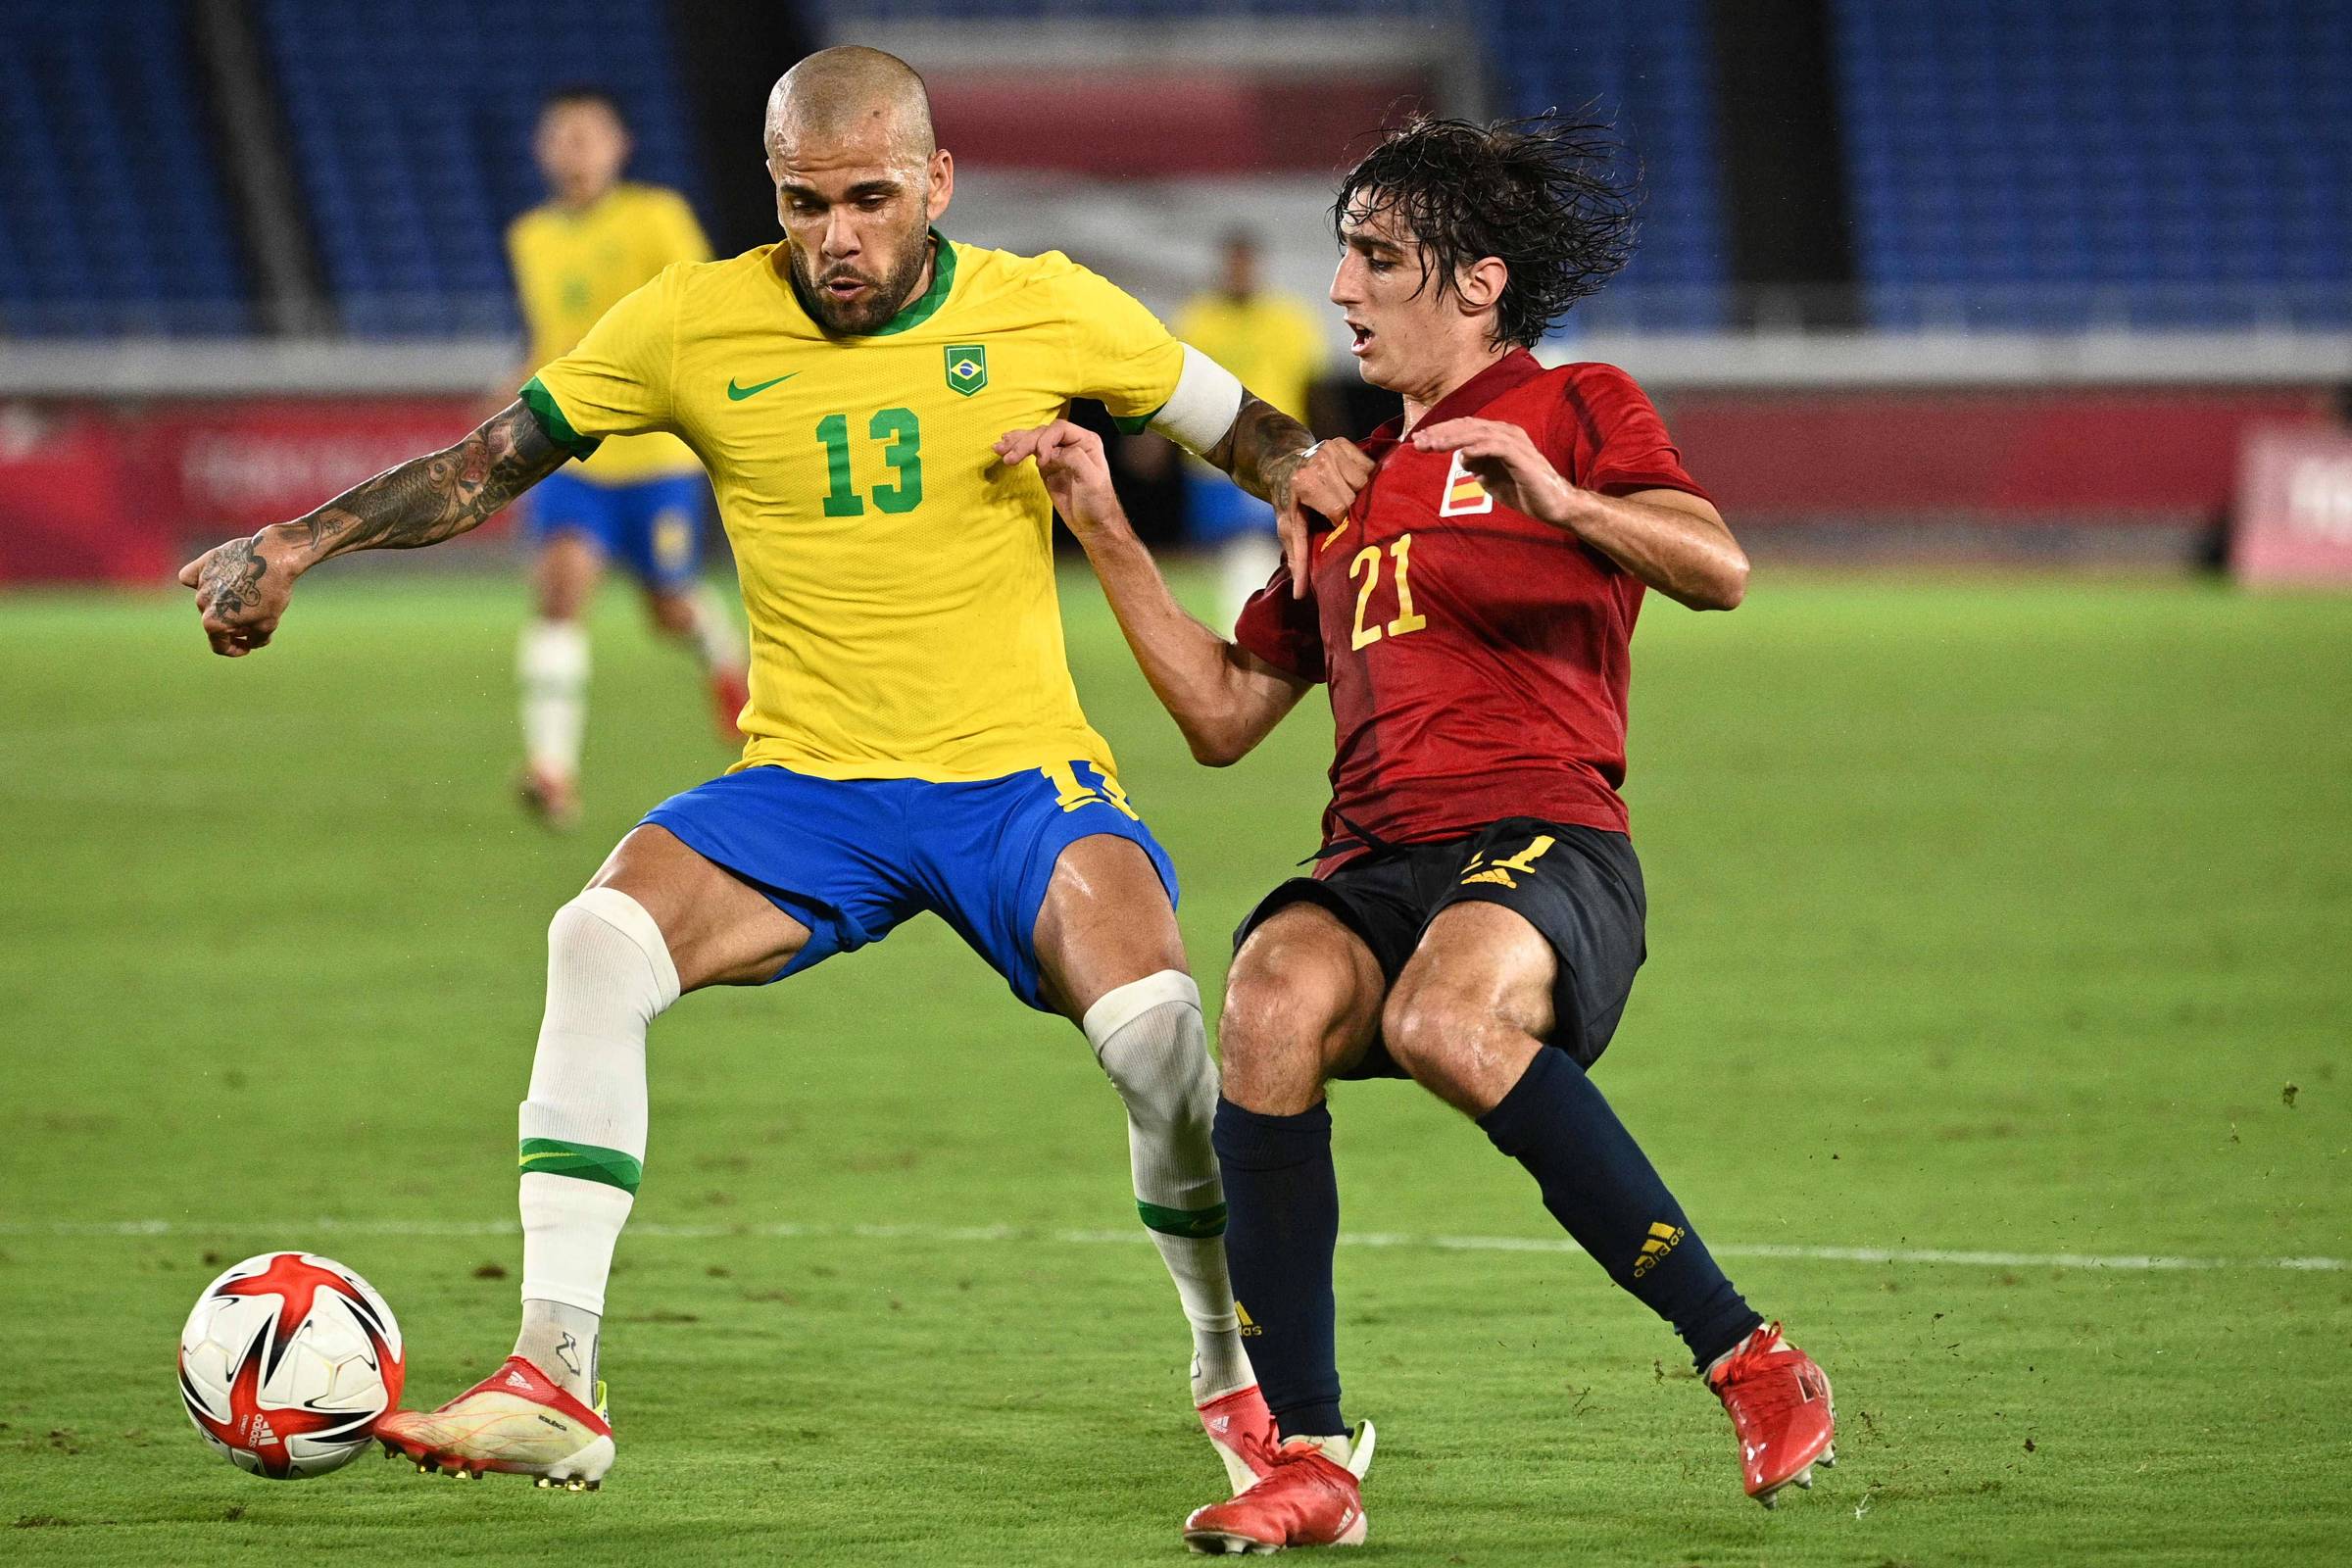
[1219,958,1348,1108]
[647,591,697,637]
[1381,978,1486,1099]
[1084,972,1214,1134]
[547,888,682,1021]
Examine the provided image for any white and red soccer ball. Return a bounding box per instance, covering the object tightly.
[177,1251,404,1479]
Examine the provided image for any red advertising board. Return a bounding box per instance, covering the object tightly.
[0,399,495,586]
[1663,390,2331,522]
[2232,426,2352,586]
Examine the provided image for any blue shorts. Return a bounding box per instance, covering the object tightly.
[641,760,1179,1011]
[1185,472,1278,547]
[525,469,709,592]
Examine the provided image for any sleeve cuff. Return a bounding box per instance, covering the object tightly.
[519,376,602,461]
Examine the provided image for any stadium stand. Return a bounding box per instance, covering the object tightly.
[0,0,250,336]
[1479,0,1726,330]
[832,0,1730,330]
[259,0,704,337]
[1834,0,2351,329]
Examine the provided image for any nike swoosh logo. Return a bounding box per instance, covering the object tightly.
[726,372,797,401]
[517,1151,573,1165]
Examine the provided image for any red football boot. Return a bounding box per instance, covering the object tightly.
[376,1355,613,1489]
[1183,1434,1370,1554]
[1198,1383,1279,1494]
[709,665,750,745]
[1706,1322,1836,1506]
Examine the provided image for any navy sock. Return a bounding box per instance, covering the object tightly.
[1211,1097,1346,1439]
[1478,1048,1762,1370]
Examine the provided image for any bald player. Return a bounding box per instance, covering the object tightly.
[178,47,1367,1493]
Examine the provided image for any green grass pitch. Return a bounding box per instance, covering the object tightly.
[1,566,2346,1565]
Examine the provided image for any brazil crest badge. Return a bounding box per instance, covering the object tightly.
[944,344,988,397]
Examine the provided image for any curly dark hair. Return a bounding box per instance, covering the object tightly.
[1331,111,1640,348]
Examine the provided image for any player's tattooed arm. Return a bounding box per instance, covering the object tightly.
[177,401,569,657]
[1203,394,1376,599]
[999,419,1310,764]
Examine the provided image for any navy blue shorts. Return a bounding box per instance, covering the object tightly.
[642,761,1179,1011]
[525,469,709,592]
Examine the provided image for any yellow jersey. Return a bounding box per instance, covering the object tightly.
[523,235,1189,782]
[507,182,710,485]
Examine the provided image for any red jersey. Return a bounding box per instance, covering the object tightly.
[1233,350,1708,871]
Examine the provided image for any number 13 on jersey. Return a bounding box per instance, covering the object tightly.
[818,409,923,516]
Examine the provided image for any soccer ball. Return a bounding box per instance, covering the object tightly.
[176,1251,404,1479]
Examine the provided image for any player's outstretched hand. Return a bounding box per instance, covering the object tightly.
[1410,417,1572,526]
[1272,438,1375,598]
[995,420,1124,538]
[177,529,306,658]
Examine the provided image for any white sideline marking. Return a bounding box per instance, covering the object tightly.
[0,1218,2340,1273]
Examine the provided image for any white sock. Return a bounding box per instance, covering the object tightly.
[681,583,746,676]
[518,618,590,778]
[1082,971,1253,1403]
[514,887,679,1397]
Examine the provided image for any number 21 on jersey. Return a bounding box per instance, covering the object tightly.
[1348,532,1430,651]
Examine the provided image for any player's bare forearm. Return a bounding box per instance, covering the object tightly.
[1551,488,1749,611]
[278,400,567,564]
[1202,393,1374,597]
[999,416,1305,763]
[1201,394,1313,507]
[178,401,567,656]
[1073,514,1307,766]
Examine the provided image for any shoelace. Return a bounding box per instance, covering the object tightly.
[1713,1327,1802,1427]
[1258,1438,1352,1480]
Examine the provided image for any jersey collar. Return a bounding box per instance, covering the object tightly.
[870,229,957,335]
[1367,347,1545,451]
[773,228,957,338]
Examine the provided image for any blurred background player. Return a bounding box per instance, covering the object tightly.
[508,85,750,828]
[1173,231,1330,625]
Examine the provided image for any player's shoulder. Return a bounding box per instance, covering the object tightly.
[1534,359,1650,399]
[1508,358,1661,433]
[1543,355,1655,404]
[507,201,563,246]
[949,241,1128,308]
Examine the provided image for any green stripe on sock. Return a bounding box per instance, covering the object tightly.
[517,1138,642,1195]
[1138,1200,1227,1239]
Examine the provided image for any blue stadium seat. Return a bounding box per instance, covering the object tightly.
[260,0,703,337]
[1477,0,1730,332]
[0,0,249,335]
[1833,0,2350,329]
